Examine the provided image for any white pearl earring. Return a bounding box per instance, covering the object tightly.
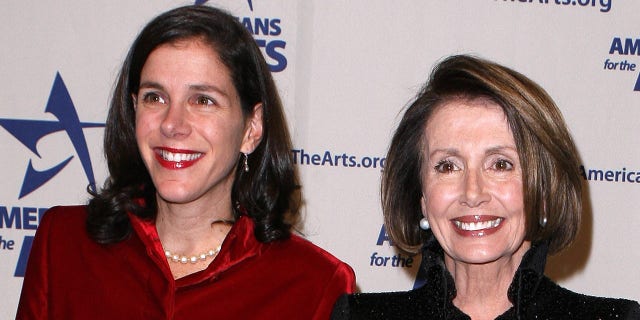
[540,215,548,228]
[419,218,430,230]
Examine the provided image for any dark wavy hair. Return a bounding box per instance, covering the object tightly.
[87,5,300,244]
[382,55,582,255]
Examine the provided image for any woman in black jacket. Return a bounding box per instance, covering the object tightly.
[332,55,640,319]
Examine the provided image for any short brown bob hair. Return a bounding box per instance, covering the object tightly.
[382,55,582,255]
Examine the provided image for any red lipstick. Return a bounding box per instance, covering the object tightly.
[154,147,203,170]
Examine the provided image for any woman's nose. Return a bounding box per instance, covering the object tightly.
[460,169,490,207]
[160,104,191,138]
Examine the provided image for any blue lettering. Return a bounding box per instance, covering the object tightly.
[240,18,282,36]
[370,252,387,266]
[0,206,21,229]
[588,169,604,181]
[610,37,640,55]
[321,151,334,166]
[254,18,269,36]
[241,17,254,34]
[605,170,614,181]
[237,16,287,71]
[376,225,393,246]
[311,154,321,165]
[0,206,48,229]
[22,207,38,230]
[540,0,610,10]
[348,156,357,167]
[624,38,640,55]
[295,149,311,165]
[269,19,281,36]
[265,40,287,72]
[610,37,624,54]
[0,235,15,250]
[581,166,640,183]
[370,252,413,268]
[391,254,413,267]
[255,39,288,73]
[362,157,372,168]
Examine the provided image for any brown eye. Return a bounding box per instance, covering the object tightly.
[194,95,215,106]
[435,160,457,173]
[142,92,165,104]
[494,159,513,171]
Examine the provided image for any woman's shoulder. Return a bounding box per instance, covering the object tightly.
[38,205,88,228]
[241,231,356,312]
[273,233,350,267]
[34,205,89,241]
[533,276,640,319]
[260,233,355,284]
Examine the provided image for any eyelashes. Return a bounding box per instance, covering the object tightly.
[492,158,514,171]
[137,92,219,109]
[432,158,515,174]
[434,159,457,173]
[141,92,165,105]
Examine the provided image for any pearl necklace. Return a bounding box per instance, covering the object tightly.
[164,244,222,264]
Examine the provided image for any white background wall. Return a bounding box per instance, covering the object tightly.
[1,1,638,318]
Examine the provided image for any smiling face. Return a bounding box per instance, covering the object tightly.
[421,98,530,266]
[134,38,262,208]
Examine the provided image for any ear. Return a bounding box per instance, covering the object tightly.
[240,103,264,154]
[420,195,428,219]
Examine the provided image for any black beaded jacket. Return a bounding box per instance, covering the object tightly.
[331,236,640,320]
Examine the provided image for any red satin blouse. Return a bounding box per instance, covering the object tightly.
[17,206,355,319]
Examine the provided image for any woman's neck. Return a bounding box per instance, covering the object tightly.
[154,195,235,279]
[445,241,531,320]
[155,191,234,232]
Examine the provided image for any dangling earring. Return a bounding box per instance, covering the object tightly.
[419,218,430,230]
[243,152,250,172]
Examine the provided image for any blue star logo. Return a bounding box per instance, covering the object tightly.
[0,72,105,199]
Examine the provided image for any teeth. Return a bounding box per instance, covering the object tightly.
[454,218,503,231]
[160,150,202,162]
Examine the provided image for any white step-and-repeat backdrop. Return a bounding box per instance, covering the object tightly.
[1,0,638,318]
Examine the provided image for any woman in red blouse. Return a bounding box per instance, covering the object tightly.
[17,5,354,319]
